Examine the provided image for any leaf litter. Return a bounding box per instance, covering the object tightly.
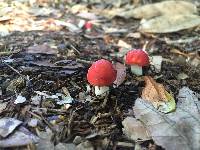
[124,1,198,19]
[0,0,200,149]
[131,87,200,150]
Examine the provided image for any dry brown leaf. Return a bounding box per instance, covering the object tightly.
[142,76,168,108]
[113,63,126,87]
[139,14,200,33]
[130,1,197,19]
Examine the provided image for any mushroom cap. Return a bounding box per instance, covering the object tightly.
[87,59,117,86]
[84,21,93,29]
[125,49,149,66]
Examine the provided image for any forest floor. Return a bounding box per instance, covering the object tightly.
[0,0,200,150]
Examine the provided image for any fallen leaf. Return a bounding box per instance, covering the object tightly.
[177,73,189,80]
[142,76,176,113]
[76,12,99,20]
[189,56,200,67]
[76,140,94,150]
[101,7,129,19]
[56,87,74,105]
[103,26,128,34]
[128,1,197,19]
[26,44,57,55]
[0,127,39,148]
[0,16,11,22]
[14,94,26,104]
[126,32,141,38]
[55,20,81,32]
[36,128,54,150]
[139,15,200,33]
[113,63,126,87]
[55,143,76,150]
[122,117,151,141]
[70,4,89,14]
[134,87,200,150]
[117,40,132,49]
[29,7,59,17]
[28,118,38,127]
[150,56,163,73]
[0,118,22,138]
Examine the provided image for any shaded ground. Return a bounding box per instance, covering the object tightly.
[0,0,200,150]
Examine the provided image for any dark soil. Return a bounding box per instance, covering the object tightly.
[0,2,200,150]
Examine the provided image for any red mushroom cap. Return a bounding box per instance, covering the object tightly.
[87,59,117,86]
[84,21,93,30]
[125,49,149,66]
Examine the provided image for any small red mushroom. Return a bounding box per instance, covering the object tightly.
[84,21,93,32]
[125,49,149,76]
[87,59,117,96]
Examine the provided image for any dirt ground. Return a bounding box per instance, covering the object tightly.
[0,0,200,150]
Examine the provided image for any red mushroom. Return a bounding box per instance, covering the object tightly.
[84,21,93,32]
[125,49,149,76]
[87,59,117,96]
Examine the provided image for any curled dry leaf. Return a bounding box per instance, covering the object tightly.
[130,1,197,19]
[142,76,175,113]
[139,15,200,33]
[113,62,126,87]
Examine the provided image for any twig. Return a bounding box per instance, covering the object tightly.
[2,61,28,81]
[163,37,200,44]
[76,58,92,64]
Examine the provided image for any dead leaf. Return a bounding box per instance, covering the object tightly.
[122,117,150,141]
[139,15,200,33]
[126,32,141,38]
[103,27,128,34]
[113,63,126,87]
[142,76,175,113]
[29,7,59,17]
[76,12,99,20]
[55,143,76,150]
[129,1,197,19]
[28,118,38,127]
[150,56,163,73]
[0,118,22,138]
[26,44,57,55]
[70,4,89,14]
[55,20,81,32]
[117,40,132,49]
[36,128,54,150]
[177,73,189,80]
[134,87,200,150]
[14,94,26,104]
[0,127,39,148]
[101,8,129,19]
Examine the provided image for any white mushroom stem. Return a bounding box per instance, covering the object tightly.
[94,86,109,96]
[131,65,143,76]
